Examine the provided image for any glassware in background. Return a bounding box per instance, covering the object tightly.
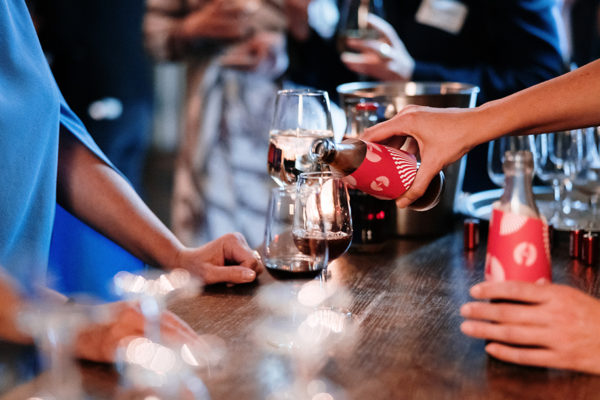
[112,268,202,343]
[487,135,537,187]
[253,280,357,399]
[17,294,109,400]
[535,130,584,229]
[267,89,335,186]
[112,269,223,399]
[294,171,353,265]
[571,127,600,230]
[337,0,385,54]
[262,186,330,280]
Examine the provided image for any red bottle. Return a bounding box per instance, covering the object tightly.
[310,137,444,211]
[485,150,552,283]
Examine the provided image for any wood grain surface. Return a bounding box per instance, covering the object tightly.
[2,228,600,399]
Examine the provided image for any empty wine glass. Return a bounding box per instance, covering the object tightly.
[535,130,584,229]
[487,135,537,187]
[294,171,353,270]
[262,186,329,280]
[253,280,357,399]
[112,268,202,343]
[571,127,600,230]
[267,89,335,186]
[17,293,109,400]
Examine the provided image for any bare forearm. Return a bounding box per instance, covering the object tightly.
[56,133,183,270]
[479,60,600,140]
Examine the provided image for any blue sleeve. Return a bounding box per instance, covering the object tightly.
[412,0,566,103]
[58,91,121,173]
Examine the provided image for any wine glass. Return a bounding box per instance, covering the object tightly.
[487,135,537,187]
[253,279,357,399]
[293,171,353,270]
[267,89,335,187]
[17,293,109,400]
[262,186,329,280]
[535,130,584,229]
[571,127,600,230]
[112,268,202,343]
[337,0,386,54]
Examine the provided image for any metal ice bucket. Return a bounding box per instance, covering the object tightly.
[337,81,479,236]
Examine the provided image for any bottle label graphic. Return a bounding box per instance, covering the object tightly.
[485,208,552,283]
[341,142,417,200]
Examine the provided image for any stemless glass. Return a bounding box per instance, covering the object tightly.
[267,89,335,186]
[262,186,329,280]
[293,172,352,267]
[487,135,537,187]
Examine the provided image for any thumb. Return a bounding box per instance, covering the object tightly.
[201,265,256,285]
[396,160,440,208]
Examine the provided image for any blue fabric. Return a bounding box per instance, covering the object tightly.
[0,0,142,294]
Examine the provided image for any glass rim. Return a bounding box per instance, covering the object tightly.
[276,88,329,97]
[297,171,346,184]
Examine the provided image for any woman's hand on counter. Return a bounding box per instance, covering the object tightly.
[172,233,264,285]
[460,281,600,375]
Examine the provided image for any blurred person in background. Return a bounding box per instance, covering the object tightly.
[144,0,290,248]
[1,0,263,358]
[285,0,566,192]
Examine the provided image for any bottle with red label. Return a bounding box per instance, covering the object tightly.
[485,150,552,283]
[310,137,444,211]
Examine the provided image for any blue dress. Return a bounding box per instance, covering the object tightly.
[0,0,142,294]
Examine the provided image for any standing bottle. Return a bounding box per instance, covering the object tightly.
[485,150,552,283]
[310,137,445,211]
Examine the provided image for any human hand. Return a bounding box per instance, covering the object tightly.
[460,281,600,374]
[172,233,264,285]
[284,0,310,41]
[75,302,199,363]
[362,105,479,208]
[219,31,285,73]
[179,0,257,41]
[341,14,414,81]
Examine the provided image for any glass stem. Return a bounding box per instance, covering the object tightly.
[590,194,599,230]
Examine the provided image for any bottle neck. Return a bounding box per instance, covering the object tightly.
[498,151,540,217]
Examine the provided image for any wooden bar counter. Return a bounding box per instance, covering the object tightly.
[2,228,600,399]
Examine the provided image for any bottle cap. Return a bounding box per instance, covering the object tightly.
[569,228,583,259]
[581,232,599,265]
[355,102,379,112]
[463,218,480,250]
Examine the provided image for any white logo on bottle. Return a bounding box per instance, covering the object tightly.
[513,242,537,267]
[366,143,383,163]
[370,176,390,192]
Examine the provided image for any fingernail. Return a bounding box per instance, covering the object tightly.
[242,269,256,281]
[470,284,482,296]
[460,321,473,334]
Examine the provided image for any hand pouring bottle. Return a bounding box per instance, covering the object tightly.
[485,150,552,283]
[310,138,444,211]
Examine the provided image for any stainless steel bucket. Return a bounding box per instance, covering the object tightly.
[337,81,479,236]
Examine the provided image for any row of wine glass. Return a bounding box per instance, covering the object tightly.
[487,128,600,230]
